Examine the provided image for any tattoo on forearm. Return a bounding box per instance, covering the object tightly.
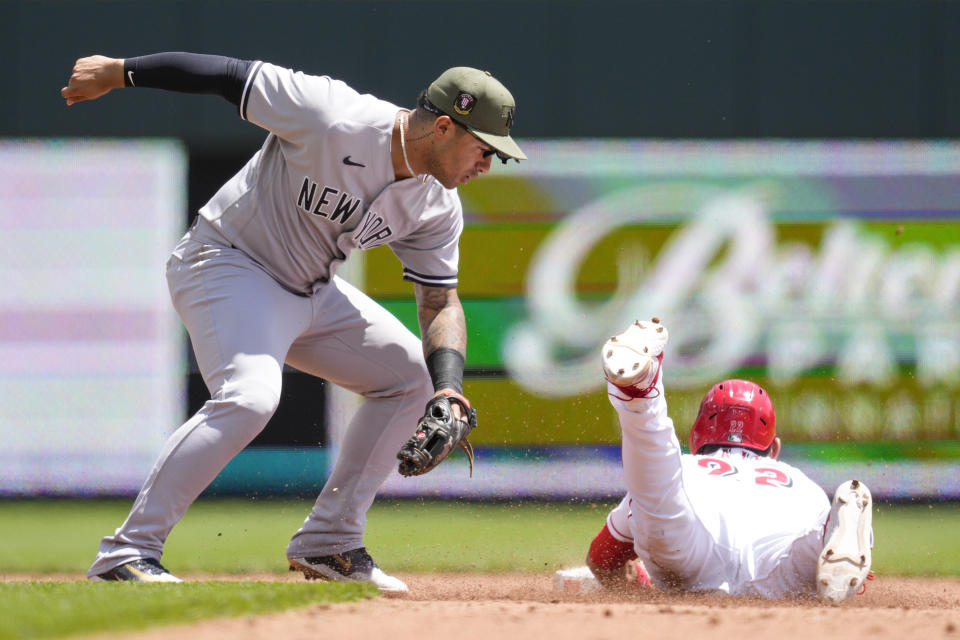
[417,286,466,356]
[423,307,466,354]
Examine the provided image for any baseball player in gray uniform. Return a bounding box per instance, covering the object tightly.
[586,319,874,604]
[61,52,525,591]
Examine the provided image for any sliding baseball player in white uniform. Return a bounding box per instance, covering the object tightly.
[61,53,525,591]
[585,318,873,604]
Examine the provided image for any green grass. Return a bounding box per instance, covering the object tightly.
[378,500,960,577]
[366,499,615,572]
[0,581,375,640]
[0,498,615,575]
[0,498,957,639]
[871,502,960,576]
[0,498,957,577]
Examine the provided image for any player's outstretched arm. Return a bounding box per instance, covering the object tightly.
[61,55,124,105]
[62,52,254,109]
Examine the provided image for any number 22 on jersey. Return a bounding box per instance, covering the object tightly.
[697,458,794,488]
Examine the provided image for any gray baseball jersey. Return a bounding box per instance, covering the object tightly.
[190,61,463,295]
[89,60,464,579]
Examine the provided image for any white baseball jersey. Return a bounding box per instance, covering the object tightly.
[189,61,463,295]
[607,380,830,598]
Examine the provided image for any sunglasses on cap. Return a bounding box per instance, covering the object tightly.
[450,117,511,164]
[422,99,511,164]
[480,145,510,164]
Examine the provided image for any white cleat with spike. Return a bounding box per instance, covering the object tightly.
[602,318,669,398]
[817,479,873,604]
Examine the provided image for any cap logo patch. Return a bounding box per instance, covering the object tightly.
[453,91,477,115]
[503,106,515,130]
[727,433,743,443]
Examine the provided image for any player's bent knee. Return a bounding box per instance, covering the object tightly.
[218,378,282,425]
[363,357,431,400]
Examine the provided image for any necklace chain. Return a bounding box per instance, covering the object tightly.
[399,111,426,184]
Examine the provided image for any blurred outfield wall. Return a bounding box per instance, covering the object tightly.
[6,0,960,502]
[1,139,957,500]
[0,140,186,496]
[374,139,960,500]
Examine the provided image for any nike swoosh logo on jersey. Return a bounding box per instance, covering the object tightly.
[342,156,365,167]
[127,70,135,87]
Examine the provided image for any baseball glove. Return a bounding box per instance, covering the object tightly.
[397,392,477,477]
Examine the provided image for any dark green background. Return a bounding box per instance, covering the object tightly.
[8,0,959,146]
[16,0,958,233]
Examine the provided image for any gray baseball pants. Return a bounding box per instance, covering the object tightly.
[88,221,431,577]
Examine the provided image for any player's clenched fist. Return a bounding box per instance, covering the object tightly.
[61,55,125,105]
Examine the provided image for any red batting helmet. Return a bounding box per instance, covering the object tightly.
[689,379,776,454]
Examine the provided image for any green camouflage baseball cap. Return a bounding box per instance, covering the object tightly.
[426,67,526,161]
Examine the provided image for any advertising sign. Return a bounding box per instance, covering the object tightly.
[375,140,960,499]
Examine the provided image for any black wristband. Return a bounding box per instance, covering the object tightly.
[426,348,465,394]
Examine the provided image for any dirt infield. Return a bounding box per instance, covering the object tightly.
[84,573,960,640]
